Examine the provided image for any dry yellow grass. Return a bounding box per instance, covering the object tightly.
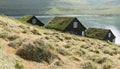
[0,15,120,69]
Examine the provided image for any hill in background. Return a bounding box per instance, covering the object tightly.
[0,0,120,15]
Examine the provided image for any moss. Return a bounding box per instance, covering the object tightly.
[86,28,110,40]
[45,17,74,31]
[19,15,33,22]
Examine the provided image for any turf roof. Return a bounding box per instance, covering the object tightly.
[20,15,33,22]
[45,17,75,31]
[86,28,110,40]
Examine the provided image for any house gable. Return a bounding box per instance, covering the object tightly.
[104,30,116,42]
[86,28,109,40]
[27,16,38,24]
[20,15,44,26]
[73,18,86,30]
[45,17,86,35]
[86,28,116,42]
[28,16,44,26]
[64,18,86,35]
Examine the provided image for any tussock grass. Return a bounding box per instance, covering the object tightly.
[56,46,71,56]
[0,32,9,39]
[102,63,112,69]
[0,43,23,69]
[16,39,59,63]
[0,32,20,41]
[8,38,24,49]
[82,60,97,69]
[0,15,120,69]
[102,47,118,56]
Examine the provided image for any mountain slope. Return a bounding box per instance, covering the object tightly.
[0,15,120,69]
[0,0,120,15]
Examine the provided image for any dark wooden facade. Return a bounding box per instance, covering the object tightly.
[104,30,116,42]
[27,16,44,26]
[45,17,87,36]
[20,15,44,26]
[64,18,86,36]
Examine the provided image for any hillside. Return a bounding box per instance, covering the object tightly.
[0,15,120,69]
[0,0,120,15]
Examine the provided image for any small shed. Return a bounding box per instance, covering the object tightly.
[45,17,86,36]
[20,15,44,26]
[86,28,116,42]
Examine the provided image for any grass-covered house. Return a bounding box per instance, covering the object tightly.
[20,15,44,26]
[45,17,86,36]
[86,28,116,42]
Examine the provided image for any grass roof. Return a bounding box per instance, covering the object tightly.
[20,15,33,22]
[45,17,75,31]
[86,28,110,40]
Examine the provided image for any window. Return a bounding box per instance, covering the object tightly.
[73,22,78,28]
[32,19,36,24]
[108,33,111,37]
[112,39,115,42]
[82,31,85,36]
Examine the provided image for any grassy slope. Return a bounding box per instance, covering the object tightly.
[0,15,120,69]
[0,41,23,69]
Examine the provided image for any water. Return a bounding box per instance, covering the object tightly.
[14,15,120,44]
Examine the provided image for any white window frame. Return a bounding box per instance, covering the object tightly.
[108,33,111,37]
[112,38,115,42]
[73,22,78,28]
[82,31,85,36]
[32,19,36,24]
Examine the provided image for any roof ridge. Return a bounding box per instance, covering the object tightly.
[86,27,111,40]
[45,17,75,31]
[89,27,110,31]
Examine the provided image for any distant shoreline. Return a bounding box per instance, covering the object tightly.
[10,14,120,18]
[4,13,120,16]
